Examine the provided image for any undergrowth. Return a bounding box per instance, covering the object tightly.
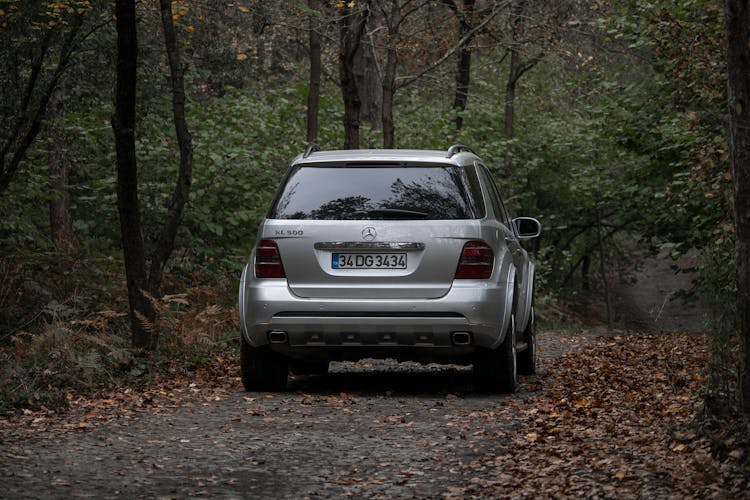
[0,252,239,414]
[696,243,750,468]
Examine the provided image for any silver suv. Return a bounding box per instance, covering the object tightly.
[238,145,541,393]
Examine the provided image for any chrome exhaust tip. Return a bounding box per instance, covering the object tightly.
[268,330,288,344]
[451,331,472,345]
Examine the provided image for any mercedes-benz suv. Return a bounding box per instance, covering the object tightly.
[238,145,541,393]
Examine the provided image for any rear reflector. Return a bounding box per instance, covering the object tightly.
[454,241,494,279]
[255,239,286,278]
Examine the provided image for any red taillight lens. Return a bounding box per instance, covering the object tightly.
[254,239,286,278]
[454,241,494,279]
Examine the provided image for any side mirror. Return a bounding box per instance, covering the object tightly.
[513,217,541,239]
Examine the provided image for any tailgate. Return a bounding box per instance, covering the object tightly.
[261,220,482,299]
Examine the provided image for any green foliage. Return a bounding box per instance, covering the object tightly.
[607,0,725,115]
[700,229,740,415]
[0,80,345,272]
[181,86,305,263]
[137,82,344,270]
[0,0,736,414]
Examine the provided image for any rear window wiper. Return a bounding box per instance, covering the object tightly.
[356,208,431,220]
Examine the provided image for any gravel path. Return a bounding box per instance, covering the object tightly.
[0,332,670,499]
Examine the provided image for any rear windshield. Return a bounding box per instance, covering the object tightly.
[269,165,484,220]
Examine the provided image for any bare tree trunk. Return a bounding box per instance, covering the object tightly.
[339,1,370,149]
[581,254,590,291]
[252,5,270,77]
[725,0,750,414]
[453,0,475,131]
[596,203,613,332]
[47,81,78,253]
[381,0,400,148]
[503,47,518,178]
[149,0,194,297]
[442,0,475,131]
[502,49,543,176]
[306,0,322,143]
[113,0,156,350]
[383,0,401,148]
[356,8,384,138]
[502,0,542,179]
[382,52,396,148]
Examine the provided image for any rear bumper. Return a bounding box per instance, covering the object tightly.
[239,265,513,359]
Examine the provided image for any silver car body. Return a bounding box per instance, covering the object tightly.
[239,147,538,366]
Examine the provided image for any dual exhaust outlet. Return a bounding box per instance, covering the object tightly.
[267,330,473,346]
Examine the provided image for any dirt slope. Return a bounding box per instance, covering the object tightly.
[614,252,705,332]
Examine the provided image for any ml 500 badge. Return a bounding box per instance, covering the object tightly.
[274,229,304,236]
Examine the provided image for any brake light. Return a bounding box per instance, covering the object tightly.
[455,241,494,279]
[254,240,286,278]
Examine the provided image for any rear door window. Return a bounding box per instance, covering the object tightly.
[270,165,483,220]
[477,164,512,225]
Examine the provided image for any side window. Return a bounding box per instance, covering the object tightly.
[476,163,511,225]
[465,165,486,219]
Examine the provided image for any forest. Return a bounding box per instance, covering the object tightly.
[1,0,749,493]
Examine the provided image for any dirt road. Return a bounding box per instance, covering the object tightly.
[0,331,744,498]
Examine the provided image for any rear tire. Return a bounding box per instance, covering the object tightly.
[474,316,516,394]
[240,335,289,391]
[517,304,536,375]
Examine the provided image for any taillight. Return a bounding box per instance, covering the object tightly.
[454,241,494,279]
[254,239,286,278]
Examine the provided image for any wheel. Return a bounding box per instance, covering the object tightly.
[240,334,289,391]
[473,316,516,394]
[517,303,536,375]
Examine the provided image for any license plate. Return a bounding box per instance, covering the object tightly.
[332,253,407,269]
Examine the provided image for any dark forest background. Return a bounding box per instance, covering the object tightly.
[0,0,745,428]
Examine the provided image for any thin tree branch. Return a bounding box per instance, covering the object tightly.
[395,0,510,89]
[0,13,85,193]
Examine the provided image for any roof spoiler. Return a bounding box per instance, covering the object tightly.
[446,144,474,157]
[303,144,320,159]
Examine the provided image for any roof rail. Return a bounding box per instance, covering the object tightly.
[303,144,320,159]
[446,144,475,157]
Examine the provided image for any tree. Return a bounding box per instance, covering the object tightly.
[379,0,504,147]
[339,0,371,149]
[113,0,155,349]
[502,0,543,178]
[112,0,193,349]
[442,0,477,131]
[358,0,434,148]
[356,4,385,138]
[47,80,78,253]
[0,2,87,193]
[150,0,194,296]
[306,0,322,143]
[380,0,403,148]
[724,0,750,414]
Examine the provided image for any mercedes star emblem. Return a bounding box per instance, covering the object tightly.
[362,226,377,241]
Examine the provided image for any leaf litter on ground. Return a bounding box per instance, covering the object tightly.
[0,331,748,497]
